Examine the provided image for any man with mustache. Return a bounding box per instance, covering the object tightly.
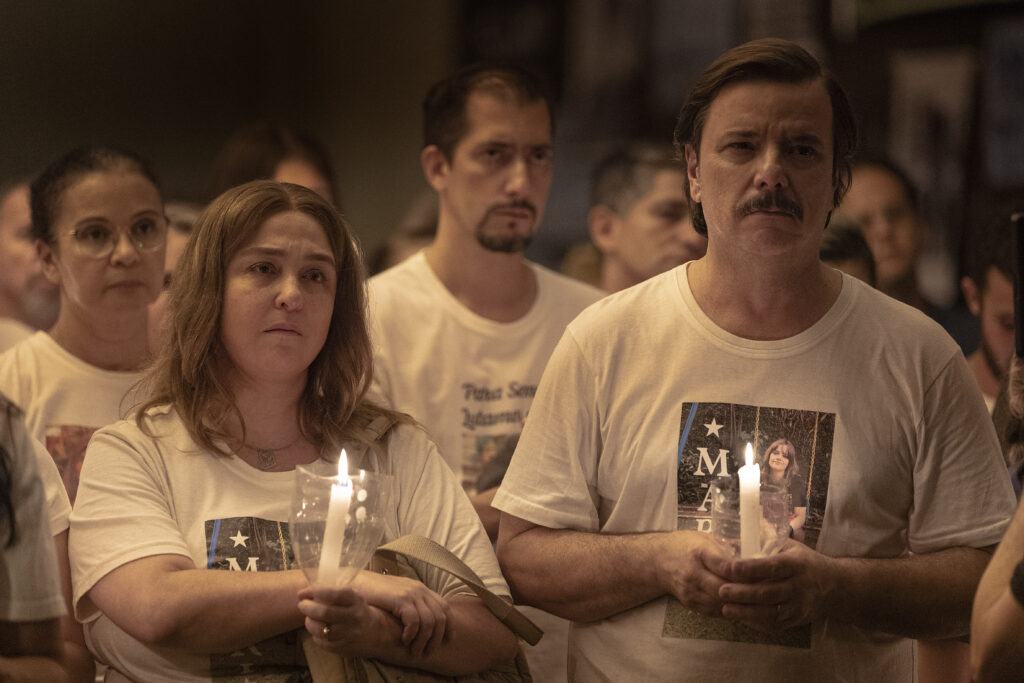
[0,181,59,350]
[366,65,602,681]
[493,39,1015,681]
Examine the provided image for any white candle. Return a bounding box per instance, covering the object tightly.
[317,449,352,586]
[738,443,760,558]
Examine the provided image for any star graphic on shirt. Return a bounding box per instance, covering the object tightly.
[230,531,249,548]
[704,418,723,438]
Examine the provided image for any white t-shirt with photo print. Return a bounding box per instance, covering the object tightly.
[69,405,507,683]
[0,331,141,504]
[367,251,602,492]
[494,264,1016,682]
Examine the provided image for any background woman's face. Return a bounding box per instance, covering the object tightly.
[41,170,166,317]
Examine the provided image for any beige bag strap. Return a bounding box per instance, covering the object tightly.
[377,535,543,646]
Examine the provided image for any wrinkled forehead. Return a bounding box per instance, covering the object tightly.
[707,79,833,141]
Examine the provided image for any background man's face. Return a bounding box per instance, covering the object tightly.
[610,168,707,281]
[686,79,836,261]
[438,92,553,253]
[0,184,59,317]
[840,166,923,289]
[969,266,1015,378]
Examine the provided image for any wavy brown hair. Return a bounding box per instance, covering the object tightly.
[136,180,403,457]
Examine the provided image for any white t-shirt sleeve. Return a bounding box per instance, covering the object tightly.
[908,351,1016,552]
[0,408,65,622]
[69,423,193,620]
[389,425,510,599]
[493,328,603,531]
[29,434,71,536]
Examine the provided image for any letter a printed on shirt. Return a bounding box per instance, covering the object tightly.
[204,516,309,680]
[668,401,835,648]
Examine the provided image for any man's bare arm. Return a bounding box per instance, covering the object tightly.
[496,512,734,622]
[470,488,500,542]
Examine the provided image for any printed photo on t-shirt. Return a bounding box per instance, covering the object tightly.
[664,401,835,648]
[460,431,520,495]
[44,424,98,505]
[204,516,310,681]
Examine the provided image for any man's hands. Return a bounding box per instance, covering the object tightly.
[653,533,834,632]
[716,540,836,632]
[654,531,735,616]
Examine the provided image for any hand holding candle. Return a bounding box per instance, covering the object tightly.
[317,449,352,586]
[738,443,760,558]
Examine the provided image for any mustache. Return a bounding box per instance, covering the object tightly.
[487,200,537,217]
[740,189,803,221]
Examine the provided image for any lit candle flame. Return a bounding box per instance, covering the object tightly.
[337,449,349,482]
[745,442,754,467]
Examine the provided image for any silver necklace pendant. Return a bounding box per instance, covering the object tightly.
[255,448,278,470]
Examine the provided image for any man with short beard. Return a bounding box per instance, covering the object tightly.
[960,204,1018,412]
[366,65,602,681]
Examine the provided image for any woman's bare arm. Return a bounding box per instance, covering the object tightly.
[86,554,308,653]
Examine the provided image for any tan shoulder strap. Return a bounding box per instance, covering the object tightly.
[376,535,543,646]
[364,415,398,442]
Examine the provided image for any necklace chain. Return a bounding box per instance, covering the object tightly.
[243,434,304,471]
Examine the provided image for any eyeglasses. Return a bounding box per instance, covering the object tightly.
[67,219,167,259]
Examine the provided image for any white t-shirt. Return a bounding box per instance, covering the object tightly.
[0,398,65,622]
[494,264,1017,682]
[368,252,602,682]
[0,331,142,504]
[368,251,602,492]
[69,405,508,683]
[0,317,33,353]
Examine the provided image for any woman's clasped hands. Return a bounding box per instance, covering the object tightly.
[299,571,454,659]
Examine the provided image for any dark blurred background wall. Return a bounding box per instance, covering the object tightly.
[1,0,1022,279]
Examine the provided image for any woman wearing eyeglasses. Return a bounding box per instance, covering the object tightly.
[0,145,165,682]
[0,145,166,506]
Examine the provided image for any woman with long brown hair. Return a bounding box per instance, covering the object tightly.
[69,181,517,681]
[760,438,807,542]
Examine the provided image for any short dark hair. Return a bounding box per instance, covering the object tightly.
[422,64,553,161]
[207,122,335,201]
[30,145,162,244]
[674,38,858,236]
[820,213,877,286]
[964,200,1019,288]
[589,143,684,214]
[851,156,919,212]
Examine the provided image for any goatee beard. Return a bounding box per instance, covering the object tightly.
[475,200,536,253]
[476,232,533,253]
